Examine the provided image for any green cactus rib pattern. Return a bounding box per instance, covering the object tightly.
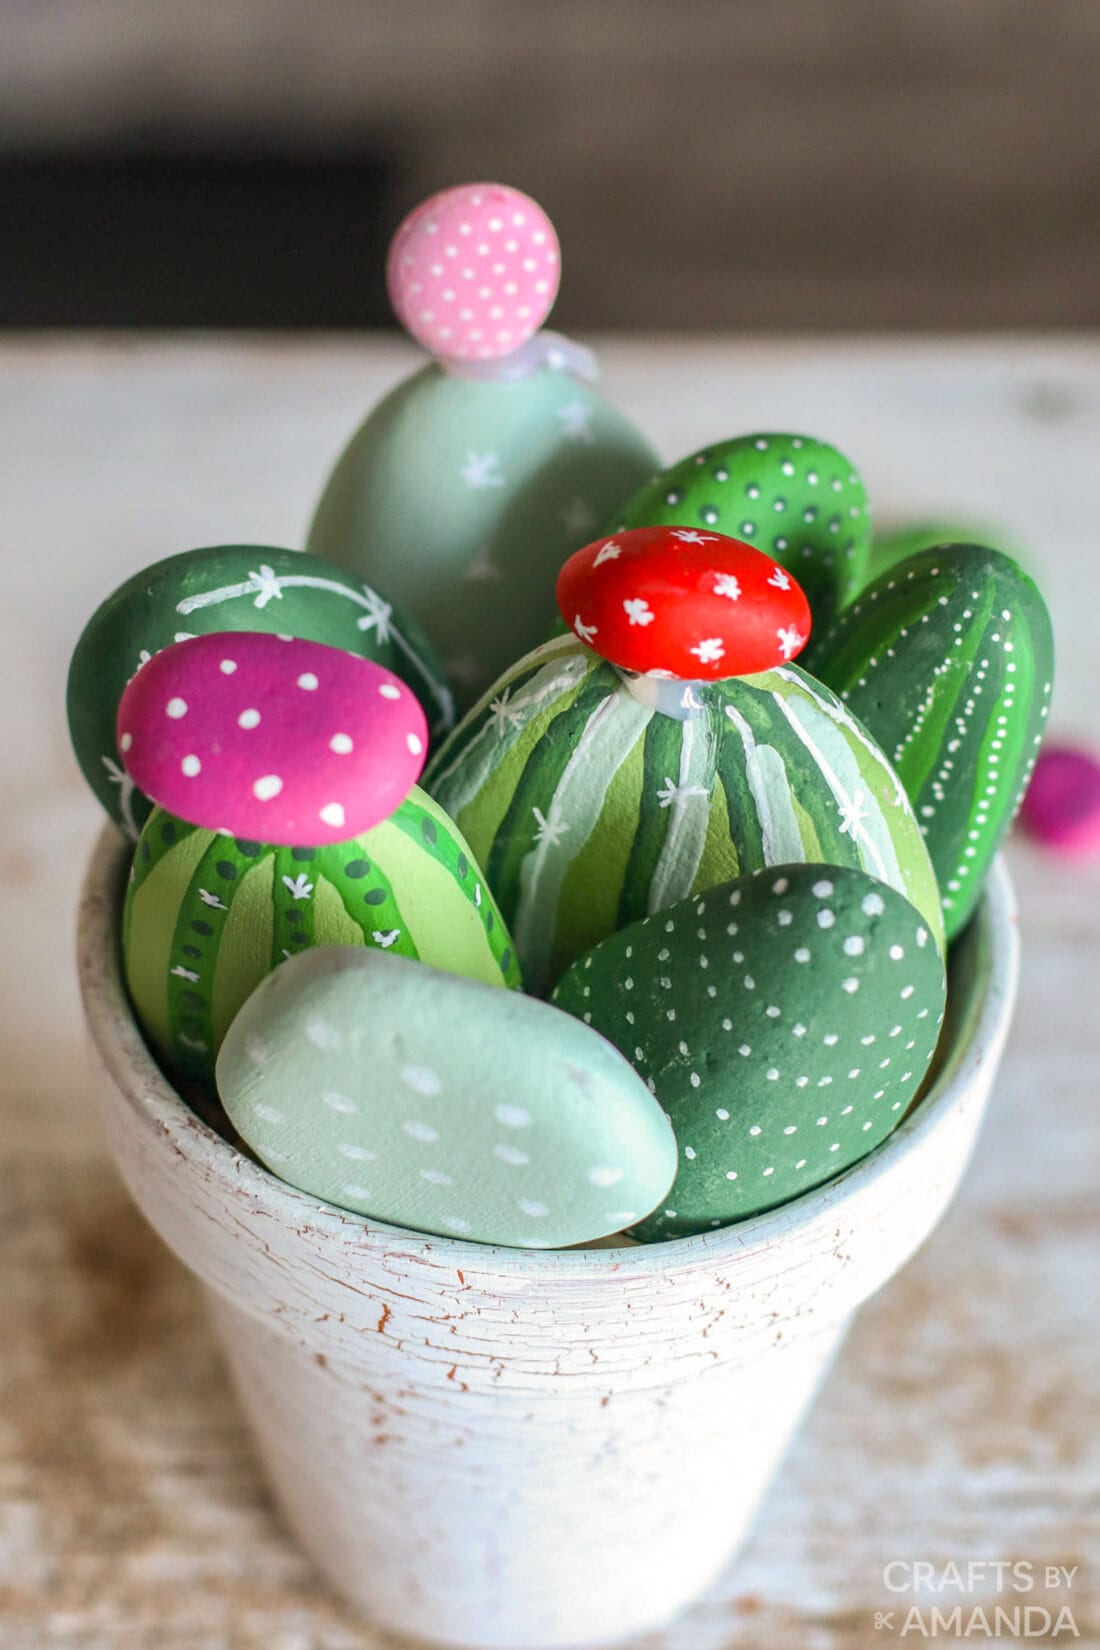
[124,788,521,1085]
[803,545,1054,941]
[425,635,943,995]
[552,864,947,1239]
[612,432,872,622]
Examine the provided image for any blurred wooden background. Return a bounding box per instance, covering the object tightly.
[2,0,1099,329]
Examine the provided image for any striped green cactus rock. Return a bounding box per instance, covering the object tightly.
[803,543,1054,941]
[124,784,522,1085]
[424,635,943,995]
[612,433,872,623]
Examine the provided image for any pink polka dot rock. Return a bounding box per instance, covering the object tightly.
[386,182,560,362]
[117,632,428,846]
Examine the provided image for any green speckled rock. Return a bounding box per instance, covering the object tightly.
[803,544,1054,940]
[217,946,677,1249]
[124,785,521,1086]
[552,864,947,1238]
[613,433,871,623]
[425,634,943,994]
[67,543,453,837]
[305,364,658,710]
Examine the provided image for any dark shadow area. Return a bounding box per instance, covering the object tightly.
[1,147,397,327]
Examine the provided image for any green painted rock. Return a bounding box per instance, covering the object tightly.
[217,946,677,1249]
[613,433,871,623]
[803,544,1054,941]
[424,635,943,994]
[124,784,521,1086]
[865,520,1025,586]
[67,544,454,837]
[552,865,947,1238]
[305,364,657,711]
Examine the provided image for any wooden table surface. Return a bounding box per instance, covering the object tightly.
[1,336,1097,1648]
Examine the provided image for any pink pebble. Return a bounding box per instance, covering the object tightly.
[117,633,428,845]
[386,182,560,362]
[1019,743,1100,857]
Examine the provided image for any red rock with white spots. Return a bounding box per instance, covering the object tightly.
[117,633,428,845]
[556,526,812,679]
[386,182,560,363]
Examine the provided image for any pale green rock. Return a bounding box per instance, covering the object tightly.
[217,947,678,1249]
[306,364,658,711]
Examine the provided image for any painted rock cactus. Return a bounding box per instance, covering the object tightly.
[67,543,453,837]
[552,864,947,1238]
[803,544,1054,941]
[306,185,658,712]
[387,182,561,363]
[217,946,677,1248]
[557,526,812,680]
[117,632,428,844]
[612,433,871,622]
[425,634,944,995]
[123,786,522,1085]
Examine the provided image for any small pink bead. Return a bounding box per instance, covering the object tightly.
[386,182,560,363]
[1019,744,1100,857]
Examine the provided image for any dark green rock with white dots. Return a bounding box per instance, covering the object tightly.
[802,544,1054,941]
[552,863,947,1239]
[123,784,522,1086]
[613,432,872,623]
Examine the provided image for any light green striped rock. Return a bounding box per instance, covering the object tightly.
[124,785,522,1086]
[804,543,1054,941]
[424,635,944,994]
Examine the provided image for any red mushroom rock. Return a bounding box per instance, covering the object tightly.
[556,526,812,681]
[117,632,428,846]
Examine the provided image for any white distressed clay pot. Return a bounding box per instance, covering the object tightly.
[78,828,1019,1650]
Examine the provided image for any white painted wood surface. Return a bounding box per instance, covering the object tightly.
[1,337,1098,1647]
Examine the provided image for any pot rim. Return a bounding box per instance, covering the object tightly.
[78,825,1018,1280]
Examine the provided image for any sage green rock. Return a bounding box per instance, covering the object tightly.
[217,946,678,1249]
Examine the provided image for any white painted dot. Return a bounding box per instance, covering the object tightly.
[589,1166,625,1188]
[407,733,424,757]
[716,1108,730,1121]
[400,1064,442,1096]
[777,910,793,926]
[762,1166,775,1177]
[766,1067,780,1081]
[823,1033,839,1046]
[330,733,354,755]
[219,659,237,675]
[812,879,834,898]
[238,707,261,729]
[843,935,864,956]
[180,754,201,777]
[165,696,187,719]
[738,1043,751,1056]
[900,984,915,999]
[817,909,836,929]
[794,947,811,963]
[861,892,885,920]
[297,672,319,691]
[254,1103,284,1124]
[253,774,283,801]
[421,1168,454,1186]
[306,1016,341,1050]
[442,1216,472,1234]
[338,1142,373,1161]
[494,1143,529,1166]
[379,683,402,700]
[748,1125,762,1137]
[322,1091,356,1114]
[889,944,905,960]
[783,1124,798,1135]
[725,1170,738,1181]
[119,731,133,752]
[403,1120,439,1144]
[495,1104,531,1128]
[319,803,345,828]
[684,1146,697,1159]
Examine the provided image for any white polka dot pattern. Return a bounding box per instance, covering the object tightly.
[387,183,560,362]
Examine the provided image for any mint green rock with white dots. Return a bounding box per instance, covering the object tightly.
[613,432,871,624]
[217,946,678,1249]
[552,863,947,1239]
